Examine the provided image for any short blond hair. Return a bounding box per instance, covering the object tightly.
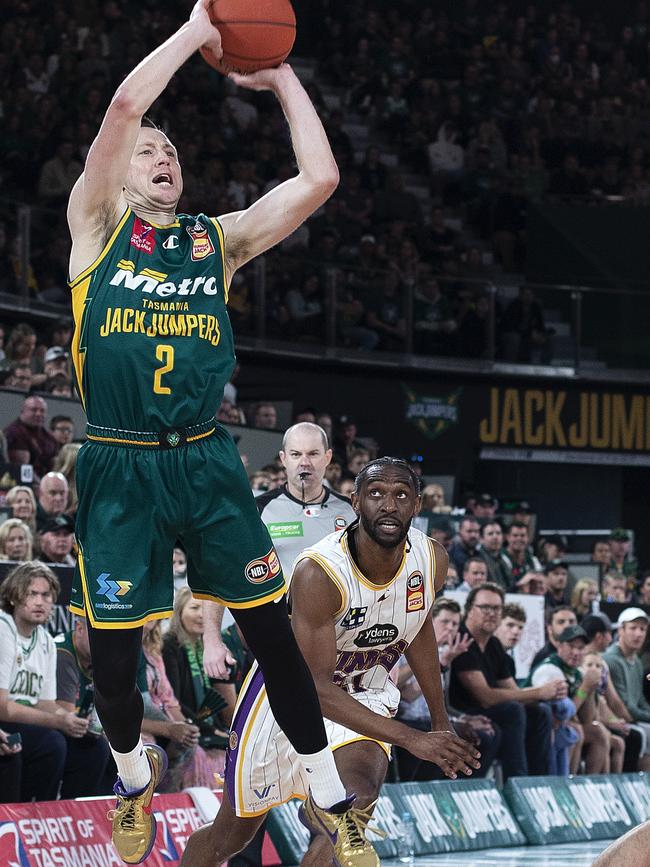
[168,586,198,648]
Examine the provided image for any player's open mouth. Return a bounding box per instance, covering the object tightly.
[153,173,173,186]
[377,520,401,531]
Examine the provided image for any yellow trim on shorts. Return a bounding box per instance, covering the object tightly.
[69,207,132,288]
[297,552,347,618]
[76,549,172,629]
[342,532,407,593]
[236,792,307,819]
[332,736,391,758]
[86,427,216,448]
[237,685,269,812]
[192,584,286,609]
[209,217,229,303]
[69,603,86,617]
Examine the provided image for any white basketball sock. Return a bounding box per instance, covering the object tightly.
[111,738,152,792]
[296,746,347,809]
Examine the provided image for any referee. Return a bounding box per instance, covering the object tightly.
[203,422,356,674]
[255,422,357,577]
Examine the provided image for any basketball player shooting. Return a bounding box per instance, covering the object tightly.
[65,1,365,863]
[181,458,481,867]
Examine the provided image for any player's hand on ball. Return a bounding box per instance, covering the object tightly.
[228,63,292,92]
[410,729,481,780]
[190,0,223,57]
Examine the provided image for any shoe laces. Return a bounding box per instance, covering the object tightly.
[107,797,138,832]
[341,802,386,850]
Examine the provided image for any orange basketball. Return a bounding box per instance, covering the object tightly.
[201,0,296,73]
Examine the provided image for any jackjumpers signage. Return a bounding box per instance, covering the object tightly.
[479,388,650,451]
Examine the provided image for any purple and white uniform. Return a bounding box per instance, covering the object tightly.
[225,526,438,817]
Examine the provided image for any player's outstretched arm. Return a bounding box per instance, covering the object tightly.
[68,0,221,233]
[290,559,480,780]
[218,65,339,281]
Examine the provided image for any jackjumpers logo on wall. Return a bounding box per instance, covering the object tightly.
[403,386,462,440]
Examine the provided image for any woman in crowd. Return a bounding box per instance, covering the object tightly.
[0,518,33,562]
[52,443,81,515]
[162,589,232,780]
[141,619,229,790]
[5,486,37,534]
[571,578,600,621]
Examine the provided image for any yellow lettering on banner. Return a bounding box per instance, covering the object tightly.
[479,388,499,443]
[612,395,644,450]
[523,390,544,445]
[590,393,611,448]
[499,389,522,445]
[568,392,589,447]
[545,390,566,447]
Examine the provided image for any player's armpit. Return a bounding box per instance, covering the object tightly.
[430,539,449,593]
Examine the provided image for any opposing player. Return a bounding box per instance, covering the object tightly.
[66,2,358,863]
[181,458,481,866]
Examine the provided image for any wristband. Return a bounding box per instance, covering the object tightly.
[575,688,587,700]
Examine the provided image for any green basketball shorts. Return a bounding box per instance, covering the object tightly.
[70,421,285,628]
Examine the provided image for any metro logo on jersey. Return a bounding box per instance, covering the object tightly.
[406,571,425,612]
[187,220,215,261]
[130,217,156,254]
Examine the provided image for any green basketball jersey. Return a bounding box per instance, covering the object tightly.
[70,208,235,431]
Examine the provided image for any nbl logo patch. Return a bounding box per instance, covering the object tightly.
[406,571,425,612]
[341,607,367,629]
[244,549,281,584]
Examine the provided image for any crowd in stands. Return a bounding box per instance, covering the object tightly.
[2,400,650,806]
[4,2,650,362]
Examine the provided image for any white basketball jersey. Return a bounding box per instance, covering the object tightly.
[0,611,56,705]
[295,525,438,708]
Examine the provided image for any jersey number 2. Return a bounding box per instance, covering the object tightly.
[154,344,174,395]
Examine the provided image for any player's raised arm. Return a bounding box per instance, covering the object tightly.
[67,0,221,236]
[217,64,339,282]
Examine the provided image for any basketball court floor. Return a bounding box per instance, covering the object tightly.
[382,840,611,866]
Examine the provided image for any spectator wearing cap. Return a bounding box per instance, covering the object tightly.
[4,395,58,480]
[50,415,75,447]
[502,521,542,589]
[473,493,498,519]
[544,559,571,608]
[609,529,639,585]
[582,614,642,773]
[449,583,555,780]
[637,571,650,607]
[531,606,579,669]
[457,557,489,593]
[604,608,650,771]
[449,516,481,577]
[529,625,607,774]
[602,572,630,603]
[511,500,534,529]
[43,347,70,379]
[37,515,75,566]
[478,521,510,590]
[36,471,69,530]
